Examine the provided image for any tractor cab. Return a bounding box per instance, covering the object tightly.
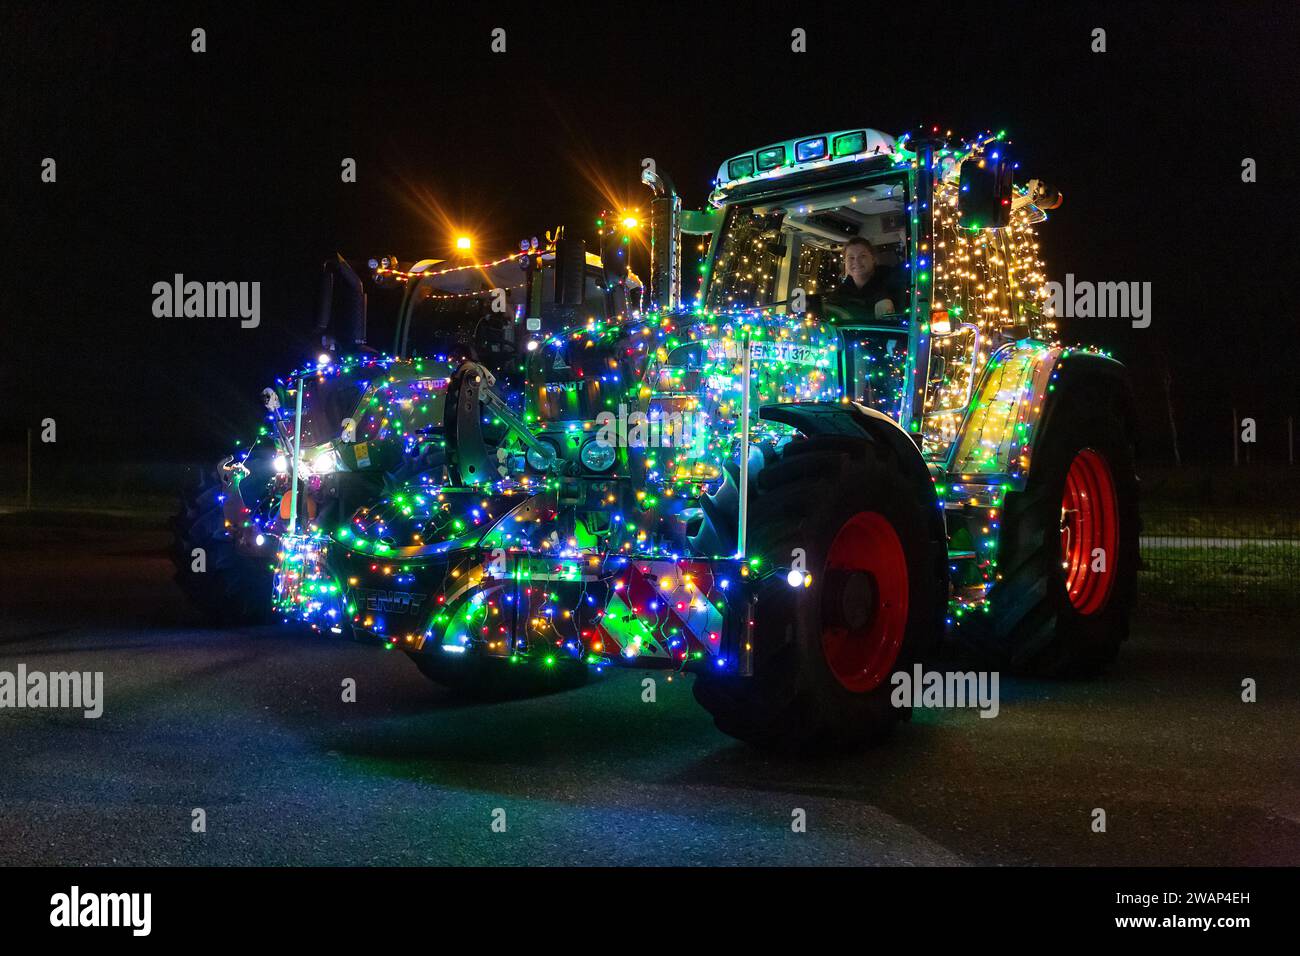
[693,130,928,436]
[655,127,1058,466]
[704,131,911,317]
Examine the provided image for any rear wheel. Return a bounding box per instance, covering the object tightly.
[171,466,273,624]
[692,434,947,752]
[986,381,1138,675]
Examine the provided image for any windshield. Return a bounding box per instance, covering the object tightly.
[705,173,911,312]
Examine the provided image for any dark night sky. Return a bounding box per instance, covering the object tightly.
[4,1,1299,473]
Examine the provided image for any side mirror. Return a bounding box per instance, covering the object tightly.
[958,154,1014,230]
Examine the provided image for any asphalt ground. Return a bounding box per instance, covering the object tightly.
[1,514,1296,865]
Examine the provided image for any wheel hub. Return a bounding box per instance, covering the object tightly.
[1059,448,1119,615]
[819,511,909,693]
[835,570,879,632]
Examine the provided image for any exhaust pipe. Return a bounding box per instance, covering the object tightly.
[641,166,681,312]
[314,253,367,349]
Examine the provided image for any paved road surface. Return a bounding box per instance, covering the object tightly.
[1,517,1296,865]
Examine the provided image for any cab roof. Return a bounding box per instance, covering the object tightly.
[710,128,905,206]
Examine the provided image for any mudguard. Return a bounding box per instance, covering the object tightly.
[760,401,948,555]
[944,342,1131,488]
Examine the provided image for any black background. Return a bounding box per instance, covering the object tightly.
[4,0,1298,469]
[2,865,1285,939]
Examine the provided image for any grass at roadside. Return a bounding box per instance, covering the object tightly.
[1141,509,1300,539]
[1140,543,1299,608]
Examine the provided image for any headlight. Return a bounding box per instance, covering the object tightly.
[526,440,559,472]
[311,448,339,474]
[580,440,617,472]
[273,455,288,474]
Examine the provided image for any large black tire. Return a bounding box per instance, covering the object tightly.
[984,379,1139,676]
[410,651,589,700]
[691,434,948,752]
[171,467,274,624]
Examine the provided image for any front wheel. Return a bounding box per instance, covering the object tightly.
[171,465,274,624]
[691,433,948,752]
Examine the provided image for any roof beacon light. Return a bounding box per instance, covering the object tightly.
[795,137,827,162]
[727,156,756,180]
[832,131,867,156]
[755,146,785,171]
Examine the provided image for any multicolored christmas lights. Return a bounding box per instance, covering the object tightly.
[248,127,1099,671]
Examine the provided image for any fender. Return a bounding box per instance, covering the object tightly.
[944,342,1131,489]
[759,401,947,546]
[1027,349,1136,477]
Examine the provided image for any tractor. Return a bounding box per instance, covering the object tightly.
[239,127,1139,752]
[172,233,643,623]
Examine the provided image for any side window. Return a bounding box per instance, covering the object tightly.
[683,231,714,307]
[926,326,981,412]
[928,188,1012,454]
[706,208,785,310]
[933,180,1013,328]
[988,229,1014,326]
[793,239,843,298]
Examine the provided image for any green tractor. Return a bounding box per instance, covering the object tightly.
[172,236,643,624]
[243,127,1138,751]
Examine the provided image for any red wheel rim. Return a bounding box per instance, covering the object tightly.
[1059,448,1118,615]
[820,511,909,693]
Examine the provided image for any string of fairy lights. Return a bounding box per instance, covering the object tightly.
[923,148,1052,461]
[271,307,839,661]
[255,129,1097,665]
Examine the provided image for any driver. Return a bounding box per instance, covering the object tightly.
[831,237,903,316]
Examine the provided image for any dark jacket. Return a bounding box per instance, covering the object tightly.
[831,265,905,313]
